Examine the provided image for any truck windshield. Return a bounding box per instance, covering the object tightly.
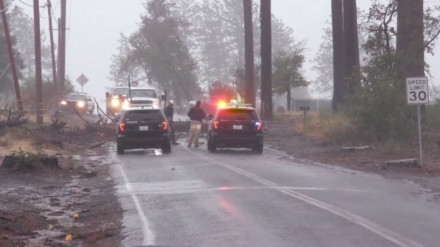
[113,88,129,95]
[128,89,157,98]
[66,94,87,101]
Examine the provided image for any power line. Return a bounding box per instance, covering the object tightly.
[0,63,12,80]
[18,0,33,8]
[67,0,72,39]
[53,0,60,9]
[51,5,58,24]
[18,0,45,8]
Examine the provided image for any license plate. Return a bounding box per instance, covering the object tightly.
[139,126,149,131]
[233,125,242,130]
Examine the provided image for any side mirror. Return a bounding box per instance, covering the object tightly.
[105,92,110,98]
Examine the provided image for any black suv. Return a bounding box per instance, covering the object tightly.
[116,107,171,154]
[207,106,264,153]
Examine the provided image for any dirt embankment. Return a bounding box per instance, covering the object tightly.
[0,119,123,247]
[265,113,440,195]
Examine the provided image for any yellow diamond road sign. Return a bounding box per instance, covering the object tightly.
[76,73,89,86]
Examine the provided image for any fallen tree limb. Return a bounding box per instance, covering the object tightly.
[383,158,420,168]
[0,104,8,114]
[339,146,371,152]
[94,97,114,123]
[73,105,98,131]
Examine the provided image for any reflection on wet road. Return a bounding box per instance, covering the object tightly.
[110,144,440,247]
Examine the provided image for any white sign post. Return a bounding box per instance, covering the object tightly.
[76,73,89,93]
[406,77,429,166]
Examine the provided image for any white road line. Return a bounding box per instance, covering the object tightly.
[116,162,155,246]
[183,147,424,247]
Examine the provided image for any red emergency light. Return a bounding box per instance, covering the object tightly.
[217,100,227,109]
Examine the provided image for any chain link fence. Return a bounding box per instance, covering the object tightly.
[274,99,332,113]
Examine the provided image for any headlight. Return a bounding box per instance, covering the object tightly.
[60,100,67,105]
[111,98,120,107]
[122,101,130,110]
[77,101,86,108]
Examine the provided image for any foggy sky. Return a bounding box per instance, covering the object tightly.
[20,0,440,103]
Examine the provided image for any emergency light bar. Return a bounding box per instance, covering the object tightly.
[217,99,253,109]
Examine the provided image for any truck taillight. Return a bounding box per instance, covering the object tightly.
[213,121,220,129]
[119,122,126,132]
[162,121,168,130]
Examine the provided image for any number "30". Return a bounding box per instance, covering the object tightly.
[409,91,427,101]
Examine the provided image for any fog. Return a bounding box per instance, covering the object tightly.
[20,0,440,105]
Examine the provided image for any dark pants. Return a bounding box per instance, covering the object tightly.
[169,121,176,144]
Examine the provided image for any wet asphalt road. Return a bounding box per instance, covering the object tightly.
[110,143,440,247]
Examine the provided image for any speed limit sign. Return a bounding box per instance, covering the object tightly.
[406,77,429,104]
[406,76,429,166]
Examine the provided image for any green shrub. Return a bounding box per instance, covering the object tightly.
[426,103,440,132]
[345,80,416,143]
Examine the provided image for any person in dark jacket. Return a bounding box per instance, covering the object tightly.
[164,100,178,145]
[187,100,206,147]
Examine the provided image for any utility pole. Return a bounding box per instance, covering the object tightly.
[260,0,273,120]
[331,0,345,112]
[47,0,58,106]
[0,0,24,115]
[243,0,255,107]
[57,18,61,94]
[59,0,67,96]
[34,0,44,124]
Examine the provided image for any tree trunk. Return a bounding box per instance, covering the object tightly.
[0,0,24,115]
[287,85,291,111]
[243,0,255,107]
[331,0,345,112]
[34,0,44,124]
[397,0,424,78]
[343,0,360,95]
[397,0,425,121]
[260,0,273,120]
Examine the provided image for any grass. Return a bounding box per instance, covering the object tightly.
[274,107,440,156]
[275,111,358,144]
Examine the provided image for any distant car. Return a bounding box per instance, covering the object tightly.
[122,88,160,109]
[207,104,264,154]
[60,92,94,114]
[116,105,171,154]
[106,87,129,116]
